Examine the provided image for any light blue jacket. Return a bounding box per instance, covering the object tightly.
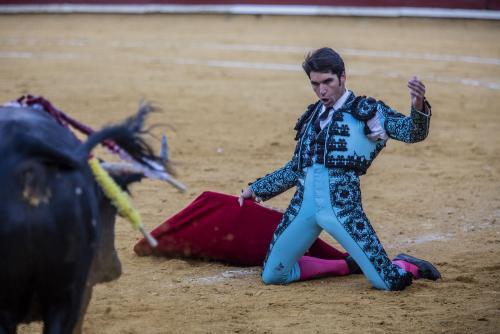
[251,92,431,201]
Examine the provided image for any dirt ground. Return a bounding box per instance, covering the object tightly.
[1,13,499,334]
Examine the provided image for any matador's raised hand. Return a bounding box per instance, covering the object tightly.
[407,76,426,113]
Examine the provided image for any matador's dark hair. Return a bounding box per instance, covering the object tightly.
[302,47,345,79]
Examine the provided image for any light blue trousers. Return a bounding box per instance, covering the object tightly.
[261,164,411,290]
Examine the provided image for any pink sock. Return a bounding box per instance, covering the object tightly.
[298,256,350,281]
[393,260,421,279]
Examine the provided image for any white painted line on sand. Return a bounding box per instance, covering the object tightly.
[0,48,497,90]
[175,58,300,72]
[187,268,260,285]
[0,51,33,59]
[108,40,500,66]
[200,43,500,66]
[341,48,500,66]
[3,37,499,66]
[0,50,82,60]
[175,57,500,90]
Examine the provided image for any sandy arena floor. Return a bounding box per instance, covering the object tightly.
[1,13,499,334]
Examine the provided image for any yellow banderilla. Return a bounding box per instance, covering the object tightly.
[88,157,158,248]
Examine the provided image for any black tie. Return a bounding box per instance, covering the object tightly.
[314,107,332,133]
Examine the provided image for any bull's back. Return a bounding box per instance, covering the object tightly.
[0,107,82,156]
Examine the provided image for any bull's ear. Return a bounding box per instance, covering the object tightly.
[110,173,144,193]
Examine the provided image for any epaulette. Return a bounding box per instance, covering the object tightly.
[294,101,320,140]
[350,96,378,121]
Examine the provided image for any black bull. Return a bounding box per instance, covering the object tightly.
[0,105,158,334]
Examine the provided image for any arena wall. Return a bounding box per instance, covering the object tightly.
[0,0,499,9]
[1,0,499,18]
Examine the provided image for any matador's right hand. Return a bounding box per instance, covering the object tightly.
[238,187,256,207]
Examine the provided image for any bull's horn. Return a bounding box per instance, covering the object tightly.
[101,162,187,192]
[101,162,142,174]
[160,135,169,163]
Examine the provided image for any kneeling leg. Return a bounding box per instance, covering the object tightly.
[318,209,412,291]
[261,210,321,285]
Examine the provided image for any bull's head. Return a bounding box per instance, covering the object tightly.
[89,173,143,284]
[89,138,184,284]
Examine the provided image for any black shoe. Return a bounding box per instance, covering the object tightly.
[393,253,441,281]
[345,255,362,275]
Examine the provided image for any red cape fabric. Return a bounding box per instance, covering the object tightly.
[134,191,347,266]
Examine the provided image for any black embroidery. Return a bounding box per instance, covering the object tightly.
[263,171,306,266]
[331,110,344,122]
[350,96,377,121]
[378,99,389,109]
[250,161,298,201]
[328,170,361,218]
[328,169,413,290]
[382,104,431,143]
[294,101,320,141]
[327,138,347,152]
[324,154,371,175]
[369,142,386,161]
[328,123,350,137]
[290,93,431,175]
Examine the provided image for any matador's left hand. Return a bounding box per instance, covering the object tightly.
[407,76,426,112]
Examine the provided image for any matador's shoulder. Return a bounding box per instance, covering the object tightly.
[350,95,389,121]
[293,101,320,140]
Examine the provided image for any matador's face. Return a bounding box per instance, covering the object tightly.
[309,71,346,108]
